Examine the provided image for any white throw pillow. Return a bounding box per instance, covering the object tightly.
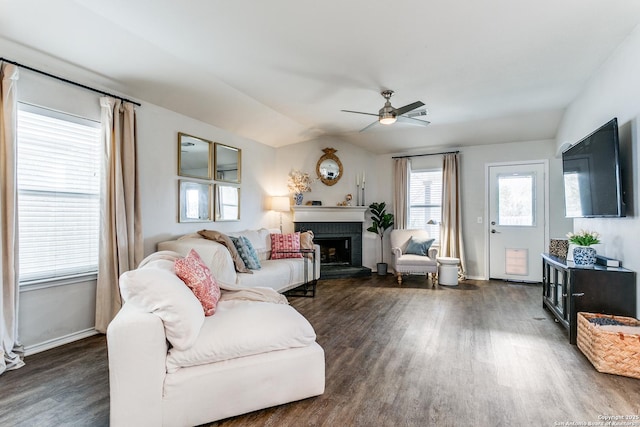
[165,300,317,372]
[119,261,205,350]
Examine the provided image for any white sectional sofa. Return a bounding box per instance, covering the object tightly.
[158,228,320,293]
[107,250,325,427]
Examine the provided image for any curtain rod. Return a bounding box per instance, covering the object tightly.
[0,57,142,107]
[392,150,459,159]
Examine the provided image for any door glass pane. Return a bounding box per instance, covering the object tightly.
[497,173,535,226]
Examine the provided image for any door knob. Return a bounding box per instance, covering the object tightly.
[491,229,499,234]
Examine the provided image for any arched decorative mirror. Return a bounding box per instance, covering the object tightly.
[316,147,343,186]
[178,132,212,180]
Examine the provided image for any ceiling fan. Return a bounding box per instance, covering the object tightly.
[341,90,430,131]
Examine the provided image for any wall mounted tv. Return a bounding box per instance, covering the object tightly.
[562,118,625,218]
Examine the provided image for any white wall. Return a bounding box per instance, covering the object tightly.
[273,136,380,268]
[12,21,640,350]
[273,136,572,278]
[555,24,640,316]
[12,60,280,352]
[375,140,572,280]
[137,103,278,255]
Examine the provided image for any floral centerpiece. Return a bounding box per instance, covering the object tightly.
[287,170,313,205]
[567,229,600,268]
[567,230,600,246]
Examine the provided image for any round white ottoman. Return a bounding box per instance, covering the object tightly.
[437,257,460,286]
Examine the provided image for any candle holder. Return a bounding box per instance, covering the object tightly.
[356,184,360,206]
[361,185,365,206]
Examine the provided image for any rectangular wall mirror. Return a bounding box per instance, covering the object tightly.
[214,143,241,183]
[215,184,240,221]
[178,132,212,180]
[179,180,213,222]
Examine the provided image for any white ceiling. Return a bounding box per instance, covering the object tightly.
[2,0,640,154]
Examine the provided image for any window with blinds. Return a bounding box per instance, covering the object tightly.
[408,169,442,242]
[17,103,101,283]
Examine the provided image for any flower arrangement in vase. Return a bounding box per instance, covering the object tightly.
[287,170,313,205]
[567,229,600,268]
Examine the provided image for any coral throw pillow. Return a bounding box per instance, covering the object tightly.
[270,232,304,260]
[175,249,221,316]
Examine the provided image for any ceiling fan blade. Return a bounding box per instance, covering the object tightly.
[394,101,425,116]
[396,116,431,127]
[341,109,380,117]
[404,109,428,118]
[359,120,380,132]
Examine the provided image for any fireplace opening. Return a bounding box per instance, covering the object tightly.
[294,221,371,278]
[316,237,351,266]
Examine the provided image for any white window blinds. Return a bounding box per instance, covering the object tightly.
[17,104,101,283]
[408,169,442,242]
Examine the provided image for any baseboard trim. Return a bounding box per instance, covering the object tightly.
[24,328,98,356]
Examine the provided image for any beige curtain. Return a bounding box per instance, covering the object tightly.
[95,97,143,333]
[0,62,24,374]
[441,153,466,277]
[393,157,410,229]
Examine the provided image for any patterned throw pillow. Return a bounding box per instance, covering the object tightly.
[270,232,304,260]
[230,235,262,270]
[405,236,435,256]
[174,249,221,316]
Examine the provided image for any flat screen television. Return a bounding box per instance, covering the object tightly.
[562,118,625,218]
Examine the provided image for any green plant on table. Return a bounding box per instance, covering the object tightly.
[567,229,600,246]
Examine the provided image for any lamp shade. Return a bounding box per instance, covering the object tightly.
[271,196,290,212]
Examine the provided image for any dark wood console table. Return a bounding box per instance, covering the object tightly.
[541,253,636,344]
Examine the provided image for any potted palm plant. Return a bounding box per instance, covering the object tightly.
[367,202,394,275]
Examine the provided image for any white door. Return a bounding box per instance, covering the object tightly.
[487,162,547,282]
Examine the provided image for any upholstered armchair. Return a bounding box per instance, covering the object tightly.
[390,229,438,285]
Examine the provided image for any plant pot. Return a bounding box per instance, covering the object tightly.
[294,193,304,205]
[573,246,597,268]
[377,263,388,276]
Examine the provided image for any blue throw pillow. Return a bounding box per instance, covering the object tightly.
[405,236,435,256]
[230,236,262,270]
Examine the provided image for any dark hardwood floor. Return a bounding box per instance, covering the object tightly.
[2,275,639,426]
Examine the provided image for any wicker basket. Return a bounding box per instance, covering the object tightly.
[577,312,640,379]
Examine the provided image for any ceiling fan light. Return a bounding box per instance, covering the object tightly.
[379,112,397,125]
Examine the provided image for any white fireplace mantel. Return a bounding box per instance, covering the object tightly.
[292,206,368,223]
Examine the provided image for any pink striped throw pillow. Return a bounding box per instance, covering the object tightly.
[270,232,304,260]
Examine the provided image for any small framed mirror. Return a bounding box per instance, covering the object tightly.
[179,180,213,222]
[214,143,241,183]
[215,184,240,221]
[178,133,212,180]
[316,147,343,186]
